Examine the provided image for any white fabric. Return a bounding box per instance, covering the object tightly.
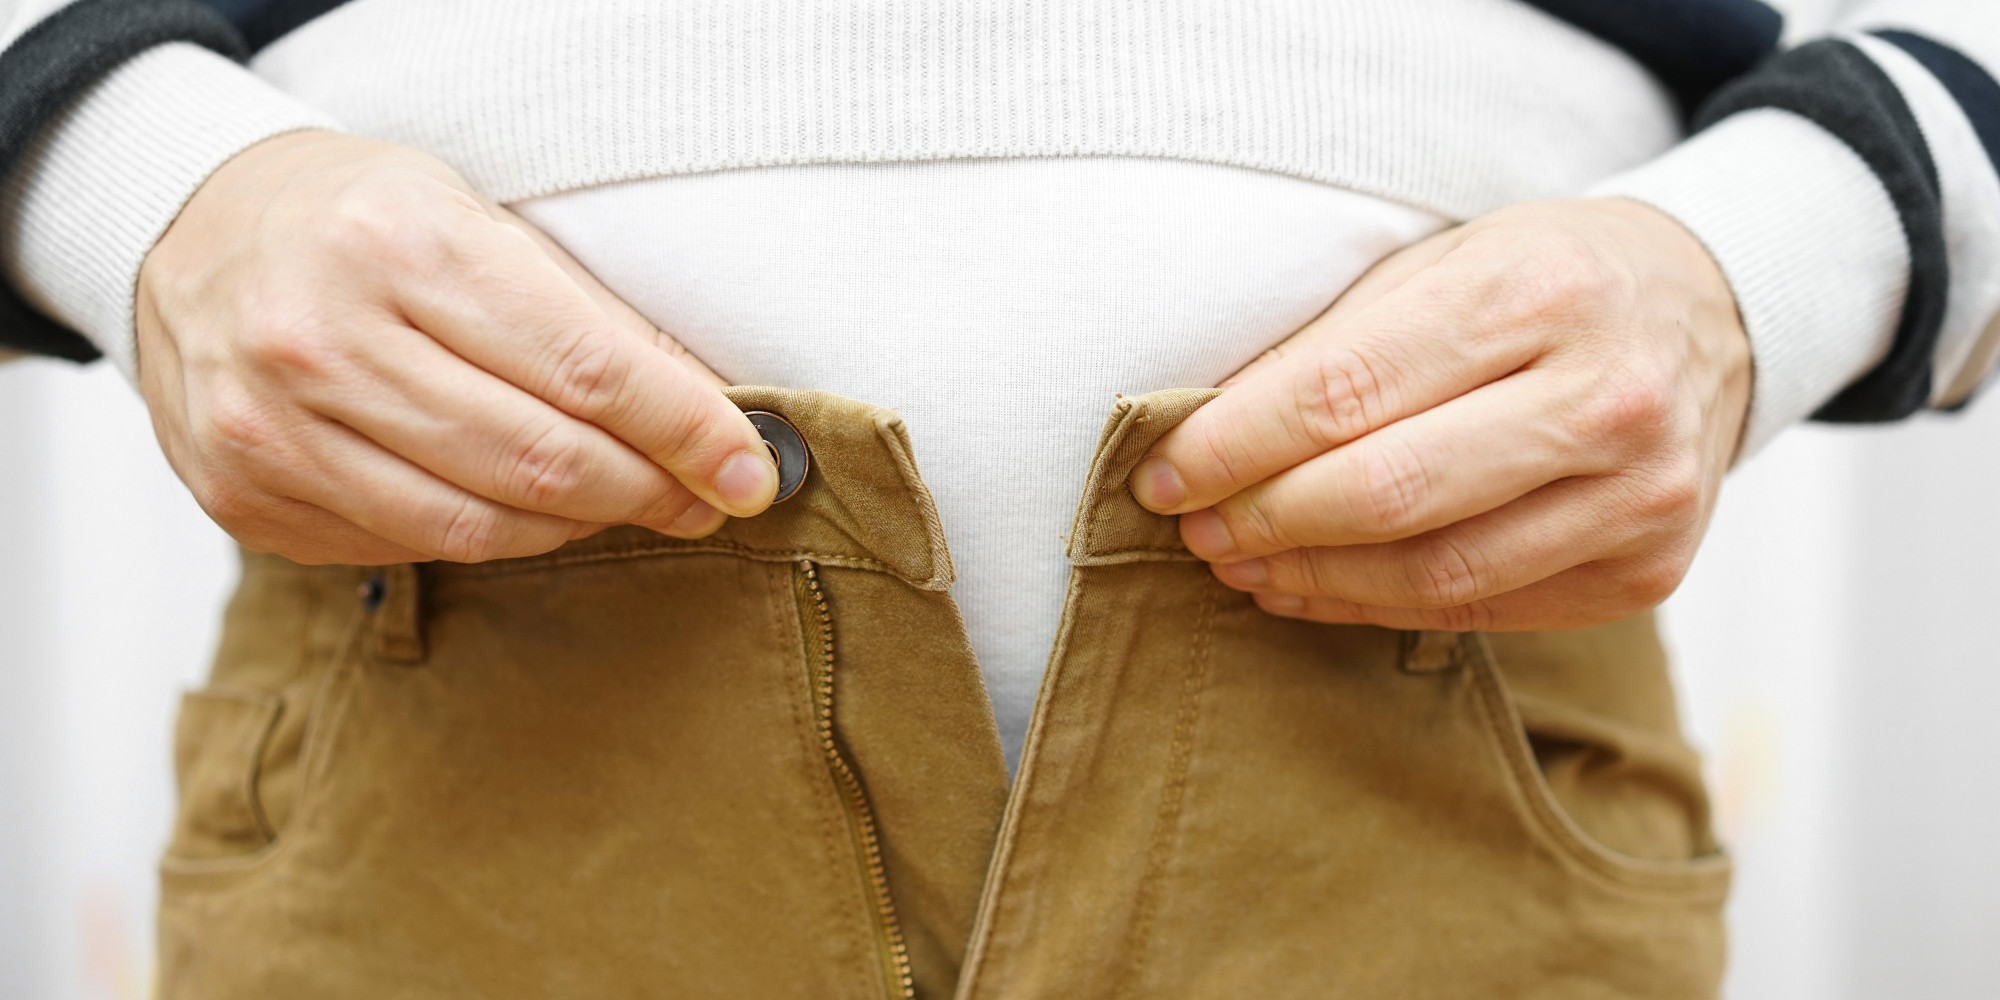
[1592,109,1911,455]
[1,0,78,47]
[0,43,334,376]
[1848,0,2000,77]
[251,0,1678,217]
[2,1,1991,760]
[517,159,1445,768]
[6,1,1996,442]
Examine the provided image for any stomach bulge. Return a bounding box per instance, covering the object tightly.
[514,156,1446,766]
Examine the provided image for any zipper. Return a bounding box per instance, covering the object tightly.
[795,560,916,1000]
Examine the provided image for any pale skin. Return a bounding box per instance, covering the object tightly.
[137,130,778,566]
[1130,198,1752,632]
[141,131,1751,633]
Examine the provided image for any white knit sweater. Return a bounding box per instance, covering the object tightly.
[3,0,1952,449]
[4,0,1982,763]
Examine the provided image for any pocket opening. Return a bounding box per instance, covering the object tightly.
[1464,636,1731,898]
[166,686,284,862]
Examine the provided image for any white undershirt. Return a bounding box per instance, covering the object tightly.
[516,157,1445,769]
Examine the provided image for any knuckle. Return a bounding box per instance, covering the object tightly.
[239,311,335,378]
[1346,441,1432,537]
[1224,498,1292,553]
[1406,536,1483,608]
[504,422,590,509]
[1579,366,1675,444]
[1616,554,1688,609]
[192,478,256,530]
[322,171,447,267]
[543,335,634,422]
[203,391,282,455]
[1652,463,1705,524]
[1531,238,1612,306]
[1626,461,1704,531]
[1296,351,1389,447]
[433,499,508,564]
[1486,238,1627,333]
[1295,551,1344,597]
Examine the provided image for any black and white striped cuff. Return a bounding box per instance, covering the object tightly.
[1597,29,2000,451]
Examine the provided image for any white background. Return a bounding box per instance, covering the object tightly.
[2,350,1997,998]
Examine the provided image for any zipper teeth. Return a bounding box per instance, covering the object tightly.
[800,561,916,1000]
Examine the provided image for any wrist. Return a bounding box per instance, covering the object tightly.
[1587,196,1754,467]
[3,43,337,379]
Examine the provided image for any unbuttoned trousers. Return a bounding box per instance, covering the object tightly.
[158,387,1728,999]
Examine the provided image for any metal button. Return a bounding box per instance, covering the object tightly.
[744,410,811,503]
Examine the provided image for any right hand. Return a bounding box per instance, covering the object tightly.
[136,130,779,565]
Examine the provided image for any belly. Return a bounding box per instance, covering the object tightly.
[513,156,1445,767]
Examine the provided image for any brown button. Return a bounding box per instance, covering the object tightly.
[744,410,811,503]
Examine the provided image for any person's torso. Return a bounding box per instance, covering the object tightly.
[242,0,1682,762]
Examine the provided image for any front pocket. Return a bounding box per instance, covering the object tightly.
[1464,632,1731,896]
[166,686,284,861]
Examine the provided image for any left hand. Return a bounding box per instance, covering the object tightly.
[1130,198,1752,631]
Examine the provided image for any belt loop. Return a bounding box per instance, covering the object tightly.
[1398,630,1465,674]
[361,563,426,664]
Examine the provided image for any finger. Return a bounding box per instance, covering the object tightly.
[486,202,730,387]
[1179,369,1616,561]
[287,317,715,534]
[223,494,433,566]
[246,414,593,563]
[1249,551,1684,632]
[384,208,777,516]
[1132,248,1543,515]
[1207,473,1645,608]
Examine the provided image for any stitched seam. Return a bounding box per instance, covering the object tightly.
[873,413,955,589]
[160,592,368,883]
[1463,637,1730,899]
[952,568,1090,1000]
[242,697,281,840]
[1115,578,1218,998]
[771,562,875,993]
[1071,547,1202,565]
[448,539,907,580]
[173,687,281,848]
[1075,400,1142,559]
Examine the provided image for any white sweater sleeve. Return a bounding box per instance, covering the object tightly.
[0,26,333,378]
[1592,2,2000,455]
[1590,107,1910,456]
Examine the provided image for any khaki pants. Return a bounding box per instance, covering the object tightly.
[159,387,1728,999]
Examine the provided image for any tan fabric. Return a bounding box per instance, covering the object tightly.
[159,387,1728,999]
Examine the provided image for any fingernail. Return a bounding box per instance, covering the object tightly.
[1214,558,1268,588]
[715,449,778,514]
[1180,508,1236,560]
[663,499,726,538]
[1131,456,1187,511]
[1259,593,1305,615]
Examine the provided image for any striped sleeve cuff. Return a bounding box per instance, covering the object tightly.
[0,41,334,379]
[1590,106,1909,456]
[1598,25,2000,453]
[1851,30,2000,409]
